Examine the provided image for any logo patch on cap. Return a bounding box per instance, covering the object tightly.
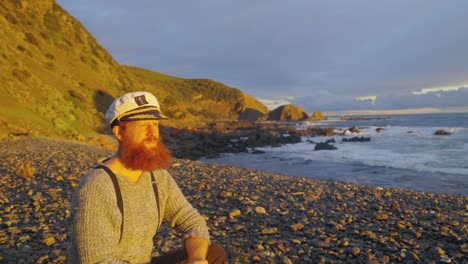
[134,95,148,106]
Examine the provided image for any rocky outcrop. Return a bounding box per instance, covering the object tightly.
[307,111,325,121]
[314,142,338,151]
[340,127,361,135]
[260,104,309,121]
[161,121,304,159]
[342,137,371,142]
[296,127,336,137]
[159,121,344,159]
[434,130,452,136]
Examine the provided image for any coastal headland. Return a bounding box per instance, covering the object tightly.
[0,137,466,263]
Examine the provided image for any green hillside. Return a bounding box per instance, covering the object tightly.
[122,66,269,128]
[0,0,268,139]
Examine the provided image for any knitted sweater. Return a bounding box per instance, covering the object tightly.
[67,168,210,264]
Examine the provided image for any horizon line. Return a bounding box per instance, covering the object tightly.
[323,106,468,116]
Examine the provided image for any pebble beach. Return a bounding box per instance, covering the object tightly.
[0,137,467,263]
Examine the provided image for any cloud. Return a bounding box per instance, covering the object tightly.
[293,88,468,113]
[355,96,377,106]
[412,85,468,95]
[258,97,294,110]
[56,0,468,112]
[325,106,468,116]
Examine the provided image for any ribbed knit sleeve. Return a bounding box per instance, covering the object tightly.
[157,170,210,242]
[69,170,127,264]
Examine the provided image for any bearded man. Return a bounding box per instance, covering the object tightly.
[68,92,226,264]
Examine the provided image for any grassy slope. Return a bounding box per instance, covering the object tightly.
[123,66,269,127]
[0,0,268,139]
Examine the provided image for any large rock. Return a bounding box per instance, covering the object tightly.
[307,111,325,121]
[342,137,371,142]
[314,142,337,151]
[434,130,452,136]
[261,104,309,121]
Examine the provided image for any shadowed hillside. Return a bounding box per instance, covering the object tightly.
[261,104,309,121]
[0,0,268,139]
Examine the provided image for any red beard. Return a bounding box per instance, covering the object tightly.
[119,136,172,171]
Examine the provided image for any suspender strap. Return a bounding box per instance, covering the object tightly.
[95,165,161,243]
[150,172,161,231]
[95,164,124,243]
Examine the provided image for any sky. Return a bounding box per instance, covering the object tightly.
[56,0,468,114]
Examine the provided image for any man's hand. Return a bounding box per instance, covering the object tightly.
[182,258,208,264]
[184,237,209,262]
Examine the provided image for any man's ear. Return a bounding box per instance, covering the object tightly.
[112,125,123,141]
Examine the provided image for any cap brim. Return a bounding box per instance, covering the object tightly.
[120,110,169,121]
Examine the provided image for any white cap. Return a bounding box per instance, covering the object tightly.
[105,91,168,127]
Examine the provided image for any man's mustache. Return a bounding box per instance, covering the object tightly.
[144,136,158,142]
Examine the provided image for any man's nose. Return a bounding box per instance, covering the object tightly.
[146,124,159,137]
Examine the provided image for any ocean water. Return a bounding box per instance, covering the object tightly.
[202,113,468,196]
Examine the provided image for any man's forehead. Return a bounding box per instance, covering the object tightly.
[121,120,160,127]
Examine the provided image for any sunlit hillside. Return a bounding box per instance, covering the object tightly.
[0,0,268,139]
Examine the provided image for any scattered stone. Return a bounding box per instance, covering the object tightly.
[51,256,66,263]
[312,239,331,248]
[255,206,267,214]
[261,228,278,235]
[347,247,361,255]
[292,239,301,244]
[290,223,304,231]
[228,209,241,218]
[375,214,389,221]
[0,137,466,263]
[43,237,55,246]
[405,250,421,262]
[171,163,181,169]
[233,225,245,231]
[282,256,293,264]
[439,256,452,263]
[396,222,406,229]
[460,243,468,253]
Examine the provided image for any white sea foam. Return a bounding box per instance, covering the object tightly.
[256,125,468,175]
[294,119,345,129]
[204,115,468,195]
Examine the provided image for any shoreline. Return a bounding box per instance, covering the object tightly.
[202,152,468,197]
[0,137,466,263]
